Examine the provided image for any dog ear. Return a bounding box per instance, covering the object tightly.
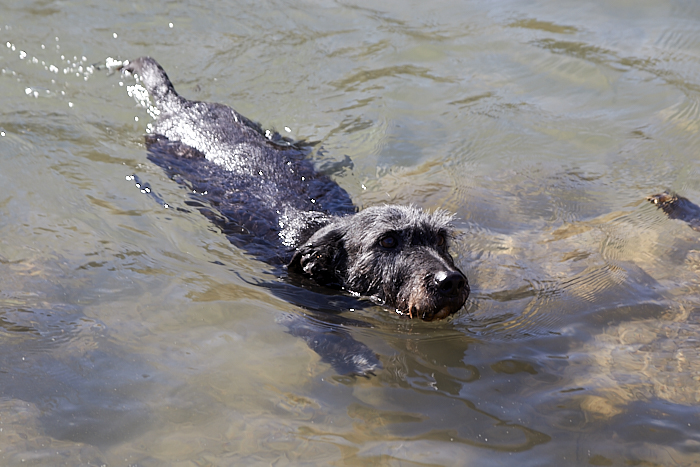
[288,224,347,287]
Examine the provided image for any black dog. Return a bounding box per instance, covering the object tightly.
[121,57,469,373]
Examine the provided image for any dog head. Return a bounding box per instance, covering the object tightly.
[288,205,469,320]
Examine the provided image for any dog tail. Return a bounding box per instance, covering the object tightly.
[122,56,181,110]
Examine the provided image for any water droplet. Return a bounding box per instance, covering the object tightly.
[169,22,174,28]
[68,102,73,108]
[18,50,26,59]
[113,32,118,39]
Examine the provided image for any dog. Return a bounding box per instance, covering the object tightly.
[121,57,469,373]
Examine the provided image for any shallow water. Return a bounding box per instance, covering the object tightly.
[2,0,700,465]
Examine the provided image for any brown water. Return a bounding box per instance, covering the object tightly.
[2,0,700,465]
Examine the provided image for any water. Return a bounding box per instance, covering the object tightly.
[2,0,700,464]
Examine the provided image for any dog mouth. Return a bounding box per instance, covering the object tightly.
[395,297,466,321]
[392,271,469,321]
[422,305,455,321]
[369,269,469,320]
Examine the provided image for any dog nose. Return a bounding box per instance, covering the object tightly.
[434,271,467,297]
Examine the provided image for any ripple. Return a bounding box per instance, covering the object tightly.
[655,24,700,56]
[658,99,700,134]
[331,64,455,93]
[0,304,105,352]
[508,18,579,35]
[560,264,624,303]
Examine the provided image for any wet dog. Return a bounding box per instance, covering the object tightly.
[121,57,469,373]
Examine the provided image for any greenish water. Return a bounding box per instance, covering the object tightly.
[2,0,700,465]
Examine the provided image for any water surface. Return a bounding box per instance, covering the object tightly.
[2,0,700,465]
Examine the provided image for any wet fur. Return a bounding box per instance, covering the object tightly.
[289,205,467,320]
[121,57,469,373]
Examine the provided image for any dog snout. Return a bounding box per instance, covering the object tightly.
[434,270,468,298]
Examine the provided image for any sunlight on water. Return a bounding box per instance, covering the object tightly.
[1,0,700,465]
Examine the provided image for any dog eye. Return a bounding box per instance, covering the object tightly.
[437,234,446,247]
[379,235,398,249]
